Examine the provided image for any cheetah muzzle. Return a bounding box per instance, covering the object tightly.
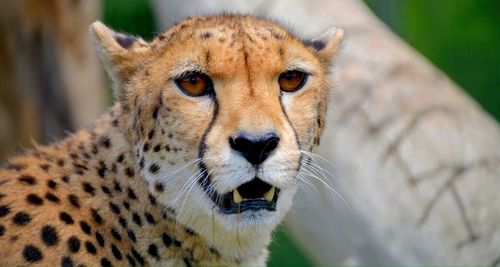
[0,14,343,266]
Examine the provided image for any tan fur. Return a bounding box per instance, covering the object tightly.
[0,15,342,266]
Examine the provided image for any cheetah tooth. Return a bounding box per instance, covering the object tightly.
[264,186,275,202]
[233,189,243,204]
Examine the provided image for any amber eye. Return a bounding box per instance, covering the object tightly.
[175,72,213,96]
[278,71,308,92]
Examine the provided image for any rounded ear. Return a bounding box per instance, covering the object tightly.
[305,27,344,66]
[89,21,150,99]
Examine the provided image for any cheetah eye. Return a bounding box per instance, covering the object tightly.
[278,70,308,92]
[175,72,213,97]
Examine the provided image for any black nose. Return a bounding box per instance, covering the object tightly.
[229,132,280,165]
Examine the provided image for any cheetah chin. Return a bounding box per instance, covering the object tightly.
[0,14,343,266]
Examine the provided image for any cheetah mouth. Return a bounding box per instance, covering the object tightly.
[201,177,280,214]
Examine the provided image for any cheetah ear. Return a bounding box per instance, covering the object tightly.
[305,27,344,64]
[89,21,150,97]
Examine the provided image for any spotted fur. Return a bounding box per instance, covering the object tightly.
[0,15,343,266]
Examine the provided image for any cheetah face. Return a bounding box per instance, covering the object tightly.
[91,16,342,234]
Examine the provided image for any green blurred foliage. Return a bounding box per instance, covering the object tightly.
[365,0,500,121]
[103,0,156,40]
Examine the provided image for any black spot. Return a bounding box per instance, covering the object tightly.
[67,236,81,253]
[127,255,137,267]
[96,231,105,247]
[68,194,80,208]
[57,159,65,167]
[111,244,123,260]
[80,221,91,235]
[132,213,142,226]
[125,168,134,177]
[185,227,196,236]
[0,205,10,217]
[92,143,99,154]
[39,163,54,172]
[174,239,182,247]
[61,256,73,267]
[205,51,211,63]
[201,32,212,39]
[99,137,111,148]
[123,201,130,210]
[92,209,103,225]
[119,217,127,228]
[115,34,136,49]
[127,188,137,200]
[148,194,157,205]
[101,186,112,196]
[116,154,124,163]
[82,182,95,195]
[127,229,137,242]
[143,143,150,152]
[149,163,160,174]
[18,175,36,185]
[23,245,43,262]
[97,161,107,178]
[155,183,164,193]
[162,233,172,247]
[148,243,159,259]
[183,258,193,267]
[153,145,161,152]
[47,180,58,189]
[26,194,44,206]
[148,130,155,140]
[85,241,97,254]
[112,118,119,127]
[60,212,74,224]
[45,192,61,203]
[41,225,59,246]
[209,246,220,256]
[13,212,31,225]
[109,202,120,214]
[131,248,145,265]
[111,228,122,241]
[62,175,70,183]
[152,106,159,119]
[145,213,156,224]
[40,164,50,172]
[139,158,145,169]
[2,163,24,171]
[0,224,5,236]
[112,181,122,192]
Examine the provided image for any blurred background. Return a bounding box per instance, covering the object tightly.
[0,0,499,266]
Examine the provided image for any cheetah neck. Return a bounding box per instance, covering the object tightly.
[33,104,269,266]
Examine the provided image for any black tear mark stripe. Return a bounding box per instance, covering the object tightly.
[278,94,303,172]
[197,96,219,193]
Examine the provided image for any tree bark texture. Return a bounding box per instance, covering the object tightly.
[0,0,105,160]
[152,0,500,266]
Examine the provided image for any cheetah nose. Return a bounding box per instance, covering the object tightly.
[229,132,280,165]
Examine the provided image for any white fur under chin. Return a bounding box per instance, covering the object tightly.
[142,164,297,262]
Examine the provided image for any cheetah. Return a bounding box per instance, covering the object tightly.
[0,15,343,266]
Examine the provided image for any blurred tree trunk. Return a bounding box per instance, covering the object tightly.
[0,0,105,160]
[152,0,500,266]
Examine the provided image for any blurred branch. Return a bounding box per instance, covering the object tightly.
[0,0,105,160]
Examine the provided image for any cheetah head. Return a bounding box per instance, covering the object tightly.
[91,15,342,255]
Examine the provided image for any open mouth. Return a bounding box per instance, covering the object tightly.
[204,178,280,214]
